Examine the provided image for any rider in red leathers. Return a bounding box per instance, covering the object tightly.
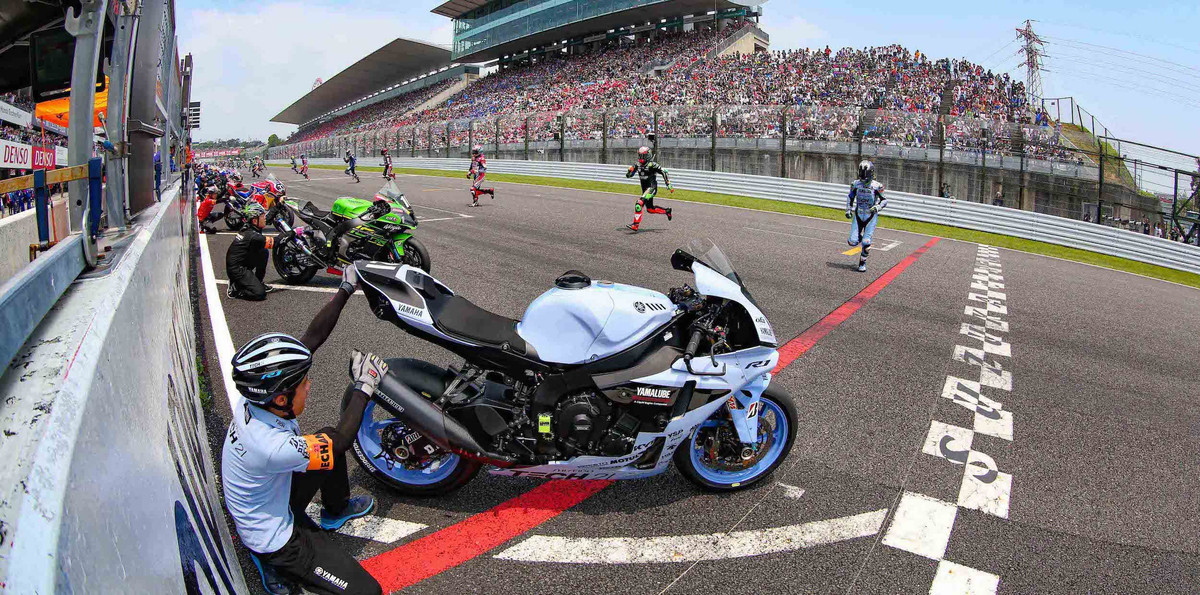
[380,149,394,181]
[467,146,495,207]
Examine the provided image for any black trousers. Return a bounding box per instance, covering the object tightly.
[259,451,381,595]
[227,249,269,301]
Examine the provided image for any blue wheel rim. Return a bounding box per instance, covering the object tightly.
[356,401,460,485]
[688,398,789,485]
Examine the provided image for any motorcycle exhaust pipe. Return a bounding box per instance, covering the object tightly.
[375,373,518,466]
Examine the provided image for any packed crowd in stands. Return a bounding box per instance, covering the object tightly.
[287,78,457,145]
[1,122,68,148]
[0,92,34,112]
[279,21,1081,161]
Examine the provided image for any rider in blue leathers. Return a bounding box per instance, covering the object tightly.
[846,160,887,272]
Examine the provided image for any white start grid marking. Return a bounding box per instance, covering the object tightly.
[883,244,1013,593]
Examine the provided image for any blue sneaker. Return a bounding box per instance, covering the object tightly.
[319,495,375,531]
[249,553,294,595]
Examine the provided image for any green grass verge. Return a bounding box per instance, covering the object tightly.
[274,164,1200,288]
[196,355,213,409]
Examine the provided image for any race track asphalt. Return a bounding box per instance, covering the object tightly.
[195,166,1200,594]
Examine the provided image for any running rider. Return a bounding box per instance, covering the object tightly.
[846,160,887,272]
[343,150,359,183]
[290,155,298,173]
[467,145,495,207]
[380,149,394,181]
[625,146,673,232]
[299,154,309,180]
[221,269,383,595]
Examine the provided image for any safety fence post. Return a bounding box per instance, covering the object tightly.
[495,117,501,156]
[979,129,988,204]
[937,119,945,194]
[524,116,530,161]
[1098,145,1105,221]
[33,169,49,244]
[652,111,660,157]
[411,129,416,158]
[444,121,452,158]
[779,107,787,179]
[601,111,608,165]
[558,112,565,162]
[711,108,717,172]
[426,125,433,158]
[468,120,474,156]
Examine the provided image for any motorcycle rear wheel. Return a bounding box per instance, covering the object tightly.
[673,387,797,492]
[271,238,318,284]
[345,359,481,496]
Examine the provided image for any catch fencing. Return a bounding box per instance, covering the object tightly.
[269,105,1198,231]
[283,156,1200,276]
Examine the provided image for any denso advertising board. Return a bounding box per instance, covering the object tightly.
[1,139,31,169]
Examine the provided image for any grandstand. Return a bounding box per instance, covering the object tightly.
[269,0,1164,224]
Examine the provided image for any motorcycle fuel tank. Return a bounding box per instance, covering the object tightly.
[516,281,675,365]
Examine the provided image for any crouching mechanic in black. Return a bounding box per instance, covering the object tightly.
[226,202,277,301]
[222,266,384,595]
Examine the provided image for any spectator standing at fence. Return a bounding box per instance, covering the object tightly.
[153,149,162,200]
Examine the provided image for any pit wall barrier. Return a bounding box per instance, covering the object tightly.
[0,196,69,285]
[271,157,1200,275]
[0,180,250,593]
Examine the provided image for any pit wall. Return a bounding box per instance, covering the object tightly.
[0,196,70,285]
[0,181,249,593]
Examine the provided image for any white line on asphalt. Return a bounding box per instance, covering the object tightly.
[214,278,349,295]
[744,226,847,245]
[777,483,807,499]
[303,504,426,544]
[198,235,243,410]
[880,240,902,251]
[930,560,1001,595]
[288,177,347,182]
[879,491,958,561]
[494,509,887,564]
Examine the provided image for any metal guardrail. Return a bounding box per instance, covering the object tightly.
[0,159,105,371]
[374,157,1200,275]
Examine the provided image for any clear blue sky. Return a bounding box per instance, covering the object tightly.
[180,0,1200,158]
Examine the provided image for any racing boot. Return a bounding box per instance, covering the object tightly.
[666,207,673,221]
[626,223,639,232]
[857,245,870,272]
[319,495,375,531]
[250,553,296,595]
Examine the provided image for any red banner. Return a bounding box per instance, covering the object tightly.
[194,149,242,158]
[31,146,56,170]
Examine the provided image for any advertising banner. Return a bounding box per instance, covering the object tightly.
[0,100,32,128]
[55,146,68,167]
[0,139,32,169]
[31,146,56,170]
[194,149,241,158]
[38,119,68,136]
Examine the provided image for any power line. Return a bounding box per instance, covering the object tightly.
[1049,64,1200,109]
[1043,36,1200,78]
[1046,53,1200,93]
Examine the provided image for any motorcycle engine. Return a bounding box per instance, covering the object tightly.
[553,392,642,457]
[554,392,610,457]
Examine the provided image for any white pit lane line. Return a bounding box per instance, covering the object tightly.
[493,509,887,564]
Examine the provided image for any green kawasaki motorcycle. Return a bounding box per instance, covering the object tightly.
[273,180,431,284]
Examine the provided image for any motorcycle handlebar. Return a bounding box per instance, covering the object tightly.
[685,330,702,359]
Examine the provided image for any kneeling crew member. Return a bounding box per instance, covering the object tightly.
[227,202,276,300]
[222,268,383,595]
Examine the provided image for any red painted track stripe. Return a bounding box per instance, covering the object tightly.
[362,236,939,593]
[362,479,611,593]
[772,237,941,373]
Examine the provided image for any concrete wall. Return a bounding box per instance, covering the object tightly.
[0,196,70,285]
[0,181,249,593]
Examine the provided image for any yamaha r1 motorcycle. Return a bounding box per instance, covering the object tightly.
[272,180,430,284]
[347,239,796,495]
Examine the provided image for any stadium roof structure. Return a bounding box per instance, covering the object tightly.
[432,0,763,63]
[271,38,452,125]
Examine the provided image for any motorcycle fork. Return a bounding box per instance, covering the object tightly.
[390,232,413,260]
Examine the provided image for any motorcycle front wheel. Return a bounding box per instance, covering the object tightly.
[271,238,319,284]
[390,236,432,273]
[673,387,797,492]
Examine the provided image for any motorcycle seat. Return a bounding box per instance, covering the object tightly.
[300,201,330,219]
[432,295,527,354]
